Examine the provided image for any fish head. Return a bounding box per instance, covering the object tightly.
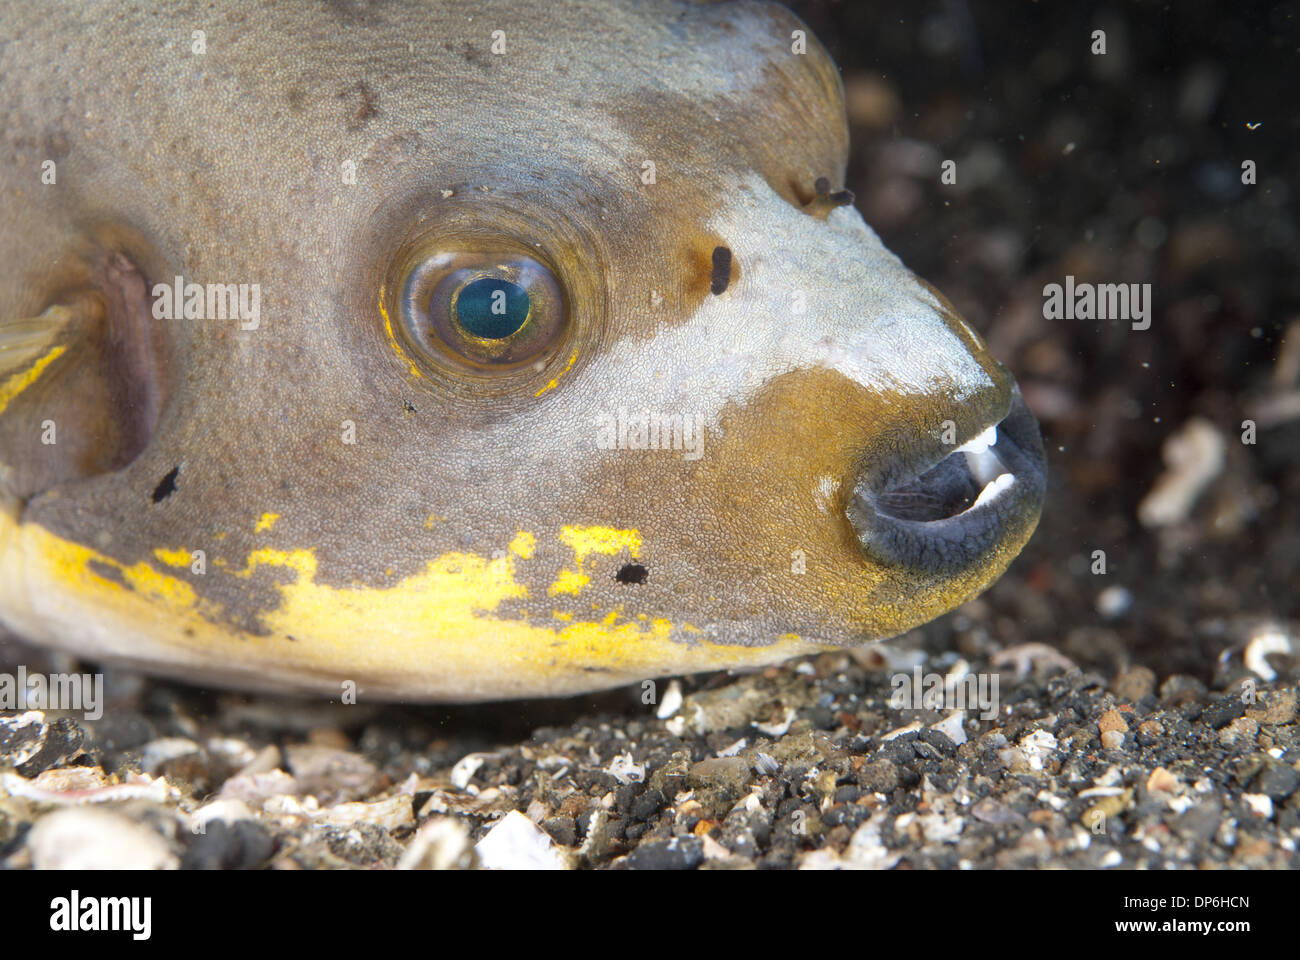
[0,0,1044,699]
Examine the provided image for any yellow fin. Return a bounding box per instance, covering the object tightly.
[0,305,77,405]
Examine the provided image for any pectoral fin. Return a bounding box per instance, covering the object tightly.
[0,255,165,502]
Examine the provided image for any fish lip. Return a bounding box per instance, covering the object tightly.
[846,389,1047,572]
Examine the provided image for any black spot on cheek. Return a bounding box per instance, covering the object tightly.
[710,246,732,295]
[151,466,179,503]
[615,563,649,585]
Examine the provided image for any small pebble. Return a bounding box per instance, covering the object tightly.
[27,808,178,870]
[475,810,567,870]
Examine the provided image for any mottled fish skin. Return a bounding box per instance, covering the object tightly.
[0,0,1046,700]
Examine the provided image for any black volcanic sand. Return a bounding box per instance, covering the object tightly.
[1,1,1297,869]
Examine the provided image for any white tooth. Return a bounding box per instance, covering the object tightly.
[958,426,1004,485]
[969,472,1014,509]
[963,447,1004,486]
[955,424,998,455]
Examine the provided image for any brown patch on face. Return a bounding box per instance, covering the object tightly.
[675,365,1025,640]
[337,80,379,131]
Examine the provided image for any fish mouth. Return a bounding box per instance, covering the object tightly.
[846,390,1046,572]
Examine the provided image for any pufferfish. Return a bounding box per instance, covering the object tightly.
[0,0,1045,701]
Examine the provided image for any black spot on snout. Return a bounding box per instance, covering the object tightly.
[615,563,649,585]
[710,246,732,295]
[151,466,179,503]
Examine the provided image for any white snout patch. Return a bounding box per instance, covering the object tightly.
[503,175,997,471]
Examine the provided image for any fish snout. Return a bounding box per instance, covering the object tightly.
[846,386,1047,575]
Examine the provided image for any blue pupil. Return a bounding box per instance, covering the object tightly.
[454,277,530,340]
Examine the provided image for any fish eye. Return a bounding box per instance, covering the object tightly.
[397,250,567,372]
[453,276,531,340]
